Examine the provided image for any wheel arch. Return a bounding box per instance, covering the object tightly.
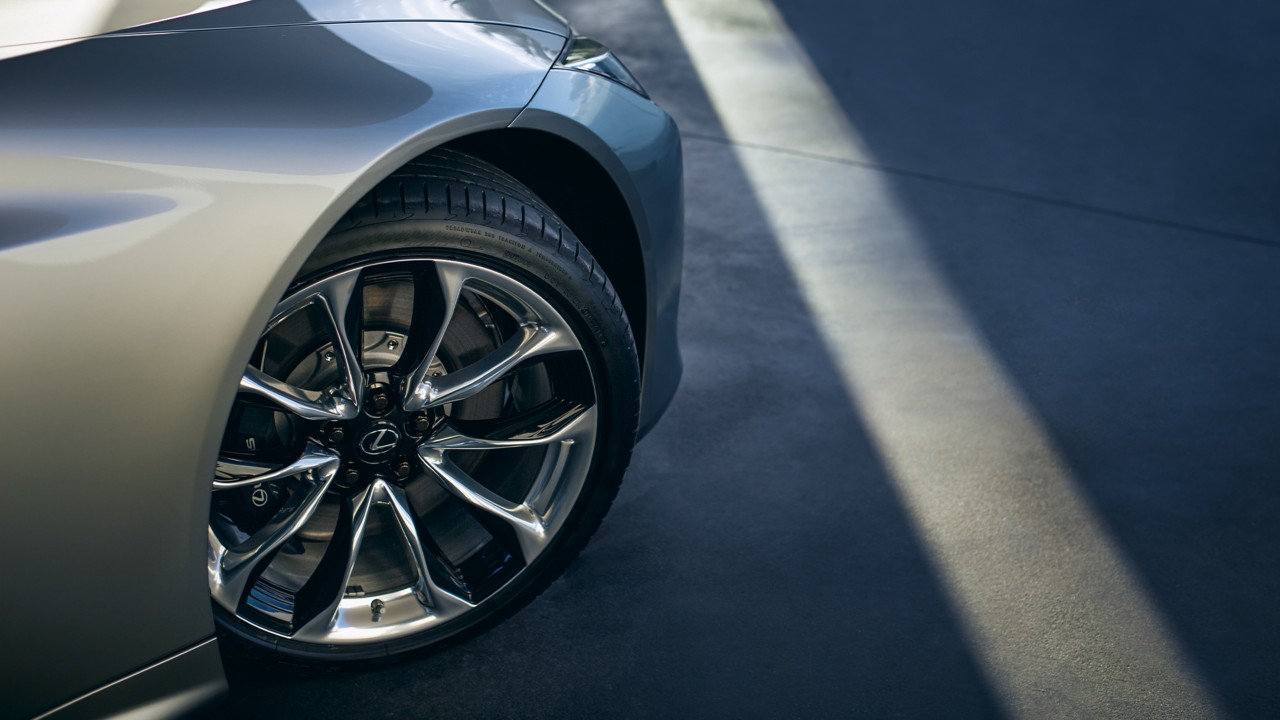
[441,128,649,369]
[219,120,654,487]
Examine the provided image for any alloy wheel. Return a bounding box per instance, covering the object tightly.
[209,256,599,647]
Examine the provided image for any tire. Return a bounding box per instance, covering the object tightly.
[210,148,639,662]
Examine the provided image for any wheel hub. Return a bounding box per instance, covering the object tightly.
[356,422,401,458]
[321,383,432,490]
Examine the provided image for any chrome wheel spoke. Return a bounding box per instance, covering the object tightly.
[401,262,469,410]
[213,444,341,490]
[291,483,378,641]
[414,322,578,410]
[240,268,366,421]
[239,366,357,421]
[310,269,366,412]
[209,461,337,611]
[418,449,549,562]
[420,400,595,452]
[383,483,474,613]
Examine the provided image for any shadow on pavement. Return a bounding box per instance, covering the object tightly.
[214,1,1005,718]
[768,1,1280,716]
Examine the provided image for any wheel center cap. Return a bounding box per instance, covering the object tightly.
[358,422,401,457]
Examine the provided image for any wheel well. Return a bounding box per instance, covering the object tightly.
[442,129,648,368]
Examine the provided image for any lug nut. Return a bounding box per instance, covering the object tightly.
[365,383,392,415]
[324,424,345,444]
[392,458,413,479]
[342,466,361,485]
[408,413,433,435]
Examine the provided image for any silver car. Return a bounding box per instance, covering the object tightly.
[0,1,683,717]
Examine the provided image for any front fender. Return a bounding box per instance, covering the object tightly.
[511,69,686,437]
[0,20,562,719]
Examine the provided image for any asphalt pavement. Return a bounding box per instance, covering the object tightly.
[213,1,1280,717]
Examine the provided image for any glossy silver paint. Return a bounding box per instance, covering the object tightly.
[140,0,572,37]
[30,639,226,720]
[0,0,248,59]
[513,69,685,433]
[0,0,569,56]
[0,0,683,717]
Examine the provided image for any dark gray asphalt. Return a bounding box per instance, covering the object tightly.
[214,1,1280,717]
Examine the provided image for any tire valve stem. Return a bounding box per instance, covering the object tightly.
[371,599,386,621]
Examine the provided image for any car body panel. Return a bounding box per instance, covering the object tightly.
[0,5,682,718]
[0,20,564,719]
[511,69,685,435]
[0,0,570,60]
[139,0,572,37]
[0,0,247,59]
[34,639,225,720]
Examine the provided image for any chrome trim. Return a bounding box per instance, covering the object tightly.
[33,638,225,720]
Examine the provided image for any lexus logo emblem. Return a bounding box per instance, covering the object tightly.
[359,425,401,455]
[250,486,269,507]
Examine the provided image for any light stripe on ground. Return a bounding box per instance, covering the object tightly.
[661,0,1222,716]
